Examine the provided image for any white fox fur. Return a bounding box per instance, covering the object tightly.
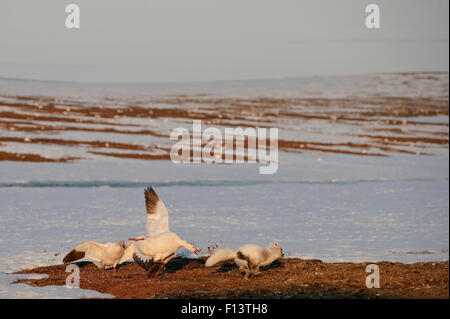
[205,242,284,279]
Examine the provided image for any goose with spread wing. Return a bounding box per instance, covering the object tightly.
[119,186,170,264]
[63,240,126,272]
[129,232,199,277]
[119,187,198,277]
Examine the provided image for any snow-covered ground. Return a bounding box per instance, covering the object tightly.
[0,74,448,298]
[0,273,114,299]
[1,151,448,271]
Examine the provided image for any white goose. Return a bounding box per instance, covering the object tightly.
[130,232,198,277]
[63,240,126,272]
[119,186,198,277]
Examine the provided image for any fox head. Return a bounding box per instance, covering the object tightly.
[268,242,284,258]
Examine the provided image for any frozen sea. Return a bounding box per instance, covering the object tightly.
[1,151,448,270]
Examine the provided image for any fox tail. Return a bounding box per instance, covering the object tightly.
[205,248,237,267]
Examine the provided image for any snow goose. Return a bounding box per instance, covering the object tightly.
[129,232,199,277]
[118,186,199,276]
[119,186,171,264]
[63,240,126,272]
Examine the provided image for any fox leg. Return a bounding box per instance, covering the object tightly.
[236,251,253,279]
[243,264,260,279]
[242,262,261,279]
[238,263,252,279]
[242,263,252,280]
[250,264,261,276]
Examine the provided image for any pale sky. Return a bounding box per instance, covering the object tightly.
[0,0,448,82]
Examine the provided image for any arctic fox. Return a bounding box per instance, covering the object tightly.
[205,242,284,279]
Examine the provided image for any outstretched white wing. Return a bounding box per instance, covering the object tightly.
[118,186,170,265]
[63,241,105,264]
[145,187,170,237]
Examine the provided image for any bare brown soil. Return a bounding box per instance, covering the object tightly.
[0,118,165,137]
[0,151,78,163]
[88,151,171,161]
[15,258,449,299]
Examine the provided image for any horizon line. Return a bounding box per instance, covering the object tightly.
[0,70,448,86]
